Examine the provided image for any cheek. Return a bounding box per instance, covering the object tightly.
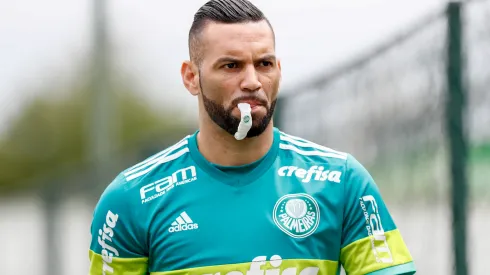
[202,74,237,105]
[261,73,280,99]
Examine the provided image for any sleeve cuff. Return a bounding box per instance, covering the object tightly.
[365,261,416,275]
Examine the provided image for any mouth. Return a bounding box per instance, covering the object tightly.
[235,99,266,111]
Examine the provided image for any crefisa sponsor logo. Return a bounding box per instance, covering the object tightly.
[202,255,320,275]
[278,165,342,183]
[97,210,119,274]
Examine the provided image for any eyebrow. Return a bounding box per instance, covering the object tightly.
[214,54,277,65]
[215,56,241,65]
[259,54,277,61]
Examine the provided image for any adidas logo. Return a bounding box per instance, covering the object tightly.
[168,211,199,233]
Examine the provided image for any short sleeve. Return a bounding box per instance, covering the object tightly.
[340,155,416,275]
[88,174,149,275]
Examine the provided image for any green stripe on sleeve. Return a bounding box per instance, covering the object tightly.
[89,249,148,275]
[340,229,413,275]
[366,261,416,275]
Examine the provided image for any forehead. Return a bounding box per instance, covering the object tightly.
[200,20,275,60]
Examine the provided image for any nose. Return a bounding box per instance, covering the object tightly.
[240,65,262,92]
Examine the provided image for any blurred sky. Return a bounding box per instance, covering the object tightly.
[0,0,447,134]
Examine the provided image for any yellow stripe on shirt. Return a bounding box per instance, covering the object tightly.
[151,259,339,275]
[340,229,413,275]
[89,249,148,275]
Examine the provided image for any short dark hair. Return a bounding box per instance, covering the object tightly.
[188,0,274,65]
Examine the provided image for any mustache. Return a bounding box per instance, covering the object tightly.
[230,95,268,108]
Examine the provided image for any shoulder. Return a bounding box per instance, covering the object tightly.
[99,134,194,204]
[122,135,192,182]
[276,130,371,184]
[277,130,349,165]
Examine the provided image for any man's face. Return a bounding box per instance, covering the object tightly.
[197,20,281,138]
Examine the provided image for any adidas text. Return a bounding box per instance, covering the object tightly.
[169,223,199,233]
[278,166,342,183]
[168,211,198,233]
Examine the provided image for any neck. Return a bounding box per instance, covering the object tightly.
[197,120,274,166]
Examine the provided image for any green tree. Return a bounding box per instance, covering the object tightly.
[0,65,196,193]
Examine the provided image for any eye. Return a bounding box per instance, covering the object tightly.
[259,61,273,67]
[223,63,238,69]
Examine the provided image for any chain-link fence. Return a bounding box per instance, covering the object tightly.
[466,0,490,205]
[276,1,489,274]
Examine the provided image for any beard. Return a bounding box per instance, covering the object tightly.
[200,79,276,139]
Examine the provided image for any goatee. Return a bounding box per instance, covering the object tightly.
[201,92,276,138]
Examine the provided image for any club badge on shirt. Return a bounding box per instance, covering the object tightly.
[273,193,320,238]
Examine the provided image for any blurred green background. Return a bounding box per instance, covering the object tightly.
[0,1,489,275]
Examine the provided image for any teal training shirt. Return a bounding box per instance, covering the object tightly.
[89,127,416,275]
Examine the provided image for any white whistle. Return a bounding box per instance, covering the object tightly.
[234,103,252,140]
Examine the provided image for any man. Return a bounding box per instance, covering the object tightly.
[88,0,416,274]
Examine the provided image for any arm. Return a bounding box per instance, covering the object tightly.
[89,174,149,275]
[340,155,416,275]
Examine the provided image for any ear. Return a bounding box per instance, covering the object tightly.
[181,60,200,96]
[277,59,282,82]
